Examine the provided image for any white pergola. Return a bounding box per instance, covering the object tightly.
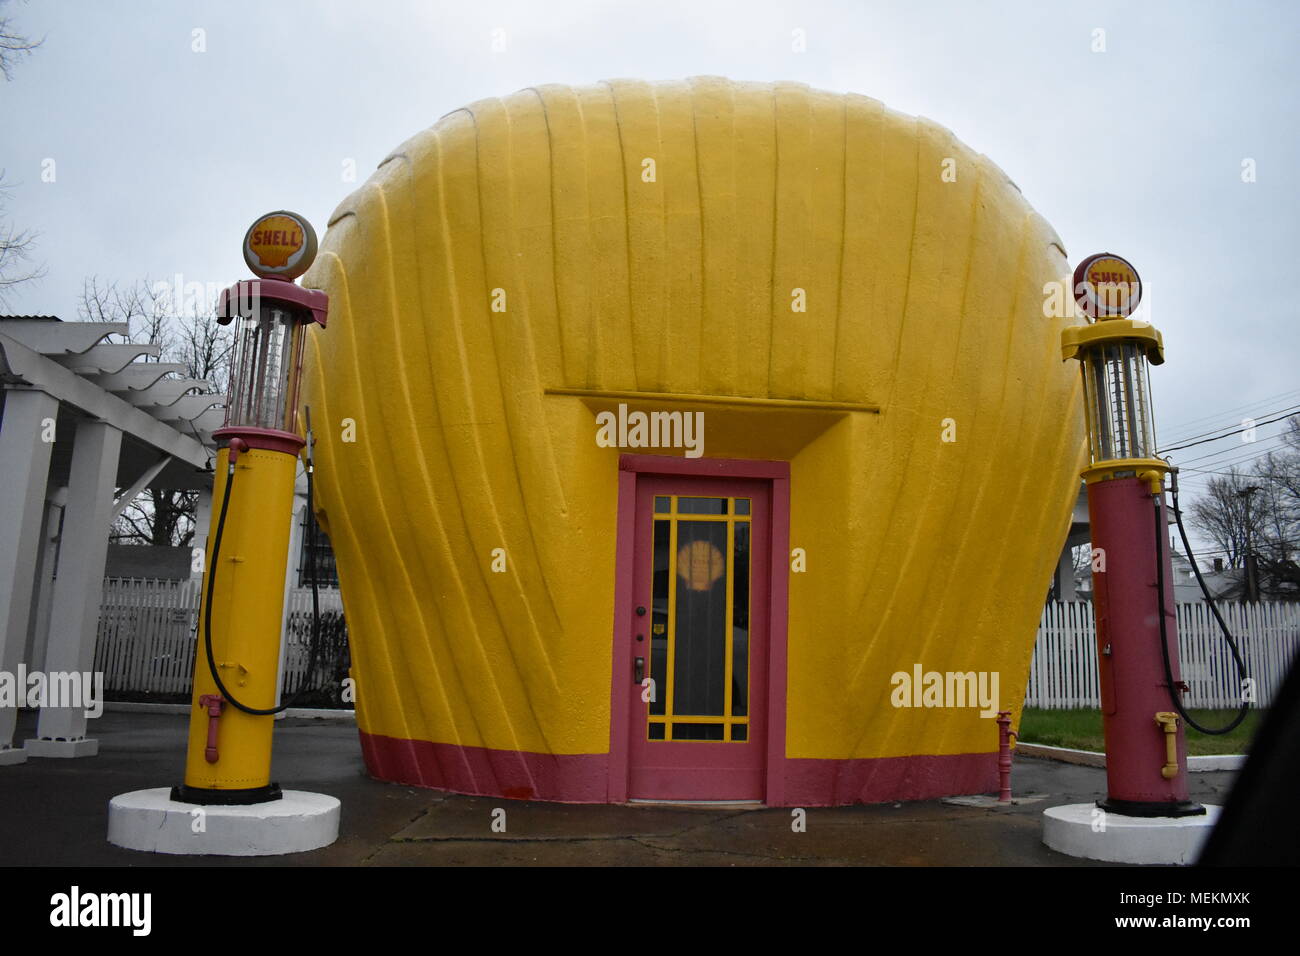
[0,316,224,762]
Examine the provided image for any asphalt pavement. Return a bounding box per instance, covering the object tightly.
[0,709,1239,866]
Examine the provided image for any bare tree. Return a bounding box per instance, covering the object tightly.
[0,173,45,308]
[78,276,173,356]
[174,307,232,390]
[77,277,232,548]
[0,5,44,306]
[1190,416,1300,599]
[0,0,41,80]
[114,487,199,549]
[1254,417,1300,594]
[1191,471,1255,571]
[1071,542,1093,575]
[78,275,231,387]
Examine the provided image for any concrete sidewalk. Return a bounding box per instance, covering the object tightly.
[0,710,1239,866]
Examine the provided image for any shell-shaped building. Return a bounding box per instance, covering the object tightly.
[300,77,1086,805]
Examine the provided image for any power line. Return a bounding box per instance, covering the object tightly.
[1160,412,1298,454]
[1179,462,1280,479]
[1162,398,1300,446]
[1176,439,1288,471]
[1171,433,1289,470]
[1179,462,1275,478]
[1161,388,1300,442]
[1158,405,1300,452]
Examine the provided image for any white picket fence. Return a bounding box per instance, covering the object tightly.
[93,577,346,697]
[97,580,1298,709]
[1027,601,1300,709]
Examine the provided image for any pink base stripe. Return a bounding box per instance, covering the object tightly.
[359,732,609,803]
[360,732,999,806]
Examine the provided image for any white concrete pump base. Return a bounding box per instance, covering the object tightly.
[108,788,340,856]
[1042,802,1221,865]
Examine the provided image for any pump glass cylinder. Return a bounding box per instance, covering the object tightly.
[224,307,306,433]
[1082,342,1157,463]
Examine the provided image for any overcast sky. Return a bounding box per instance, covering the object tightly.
[2,0,1297,527]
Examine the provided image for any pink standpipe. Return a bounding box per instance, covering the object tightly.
[996,711,1017,803]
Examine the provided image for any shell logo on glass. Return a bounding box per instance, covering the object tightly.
[677,541,726,591]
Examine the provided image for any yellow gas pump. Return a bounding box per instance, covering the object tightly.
[172,211,328,805]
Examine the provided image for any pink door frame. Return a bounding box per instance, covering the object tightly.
[607,454,791,804]
[625,472,771,799]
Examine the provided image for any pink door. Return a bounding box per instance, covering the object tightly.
[624,474,771,801]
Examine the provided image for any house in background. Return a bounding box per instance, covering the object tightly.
[1049,485,1090,602]
[1050,483,1247,605]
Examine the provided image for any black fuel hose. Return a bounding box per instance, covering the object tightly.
[200,424,323,716]
[1152,466,1251,735]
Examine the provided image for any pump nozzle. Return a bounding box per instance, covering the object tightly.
[227,437,249,468]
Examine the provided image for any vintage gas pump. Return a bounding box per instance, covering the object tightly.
[108,211,339,855]
[1060,252,1203,817]
[174,210,327,805]
[1043,253,1251,863]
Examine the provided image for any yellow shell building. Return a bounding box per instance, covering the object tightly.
[300,77,1086,805]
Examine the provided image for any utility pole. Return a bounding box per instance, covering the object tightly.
[1238,485,1262,602]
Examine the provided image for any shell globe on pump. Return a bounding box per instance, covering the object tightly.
[1062,252,1168,492]
[215,211,328,454]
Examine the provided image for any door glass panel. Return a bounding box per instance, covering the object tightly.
[677,497,727,515]
[645,494,753,743]
[673,520,729,716]
[731,521,750,717]
[649,520,670,716]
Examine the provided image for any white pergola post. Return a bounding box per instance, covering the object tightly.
[26,418,122,757]
[0,390,58,765]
